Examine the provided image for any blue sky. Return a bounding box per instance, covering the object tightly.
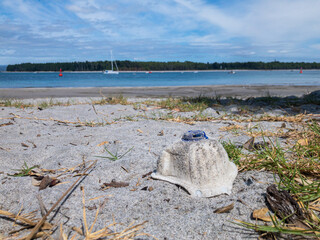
[1,0,320,65]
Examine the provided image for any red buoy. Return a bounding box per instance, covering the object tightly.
[59,68,63,77]
[299,67,303,74]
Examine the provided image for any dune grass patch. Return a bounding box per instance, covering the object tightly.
[91,95,129,105]
[230,121,320,239]
[0,99,33,108]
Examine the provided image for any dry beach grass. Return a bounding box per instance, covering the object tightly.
[0,91,320,239]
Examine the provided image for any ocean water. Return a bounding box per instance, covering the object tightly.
[0,70,319,88]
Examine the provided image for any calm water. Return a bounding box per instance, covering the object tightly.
[0,70,319,88]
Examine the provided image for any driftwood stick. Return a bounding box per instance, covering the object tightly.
[25,160,97,240]
[36,194,47,217]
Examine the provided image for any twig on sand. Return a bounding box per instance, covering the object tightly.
[36,194,47,217]
[25,160,97,240]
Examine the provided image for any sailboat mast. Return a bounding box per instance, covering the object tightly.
[110,50,114,71]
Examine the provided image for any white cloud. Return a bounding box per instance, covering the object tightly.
[1,0,320,64]
[0,49,16,55]
[240,0,320,42]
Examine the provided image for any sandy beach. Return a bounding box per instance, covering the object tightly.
[1,85,320,99]
[3,0,320,237]
[0,89,319,239]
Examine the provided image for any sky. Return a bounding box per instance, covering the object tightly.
[1,0,320,65]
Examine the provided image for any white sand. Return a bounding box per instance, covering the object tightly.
[0,94,319,239]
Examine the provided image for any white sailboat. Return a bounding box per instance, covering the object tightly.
[104,50,119,74]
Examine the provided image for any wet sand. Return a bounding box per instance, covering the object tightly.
[1,85,320,99]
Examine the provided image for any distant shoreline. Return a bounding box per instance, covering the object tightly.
[1,85,319,99]
[2,69,320,73]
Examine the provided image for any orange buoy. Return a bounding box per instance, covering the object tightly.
[299,68,303,74]
[59,68,63,77]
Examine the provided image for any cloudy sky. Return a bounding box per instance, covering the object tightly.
[1,0,320,65]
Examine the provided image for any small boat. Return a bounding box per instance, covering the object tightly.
[104,69,119,74]
[228,70,236,74]
[104,50,119,74]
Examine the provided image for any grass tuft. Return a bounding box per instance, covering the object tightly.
[92,95,129,105]
[96,146,134,161]
[0,99,33,108]
[8,161,39,177]
[221,141,242,165]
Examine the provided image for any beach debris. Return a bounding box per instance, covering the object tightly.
[266,184,309,230]
[252,208,273,222]
[297,138,309,146]
[141,186,153,191]
[142,171,153,178]
[0,122,13,127]
[72,226,83,236]
[157,130,164,136]
[136,178,141,187]
[152,130,238,197]
[89,195,112,202]
[243,137,270,151]
[243,137,255,150]
[21,142,29,148]
[87,204,97,211]
[214,203,234,214]
[36,194,48,217]
[101,179,129,189]
[97,140,109,146]
[237,198,252,210]
[27,140,37,148]
[121,166,129,173]
[38,176,60,190]
[25,161,97,240]
[76,186,149,240]
[0,146,10,151]
[129,178,142,191]
[0,209,53,232]
[8,113,115,127]
[91,104,98,115]
[219,124,245,132]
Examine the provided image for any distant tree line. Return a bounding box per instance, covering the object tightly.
[6,60,320,72]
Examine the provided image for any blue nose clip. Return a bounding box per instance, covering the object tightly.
[181,130,208,141]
